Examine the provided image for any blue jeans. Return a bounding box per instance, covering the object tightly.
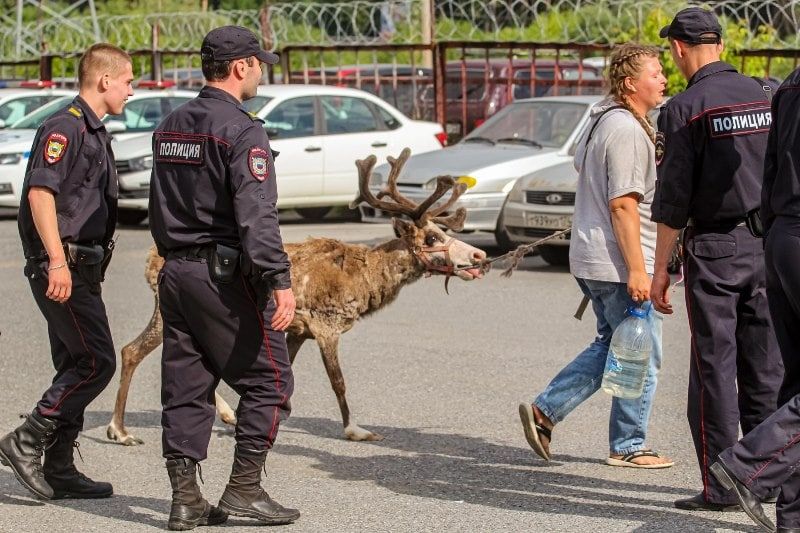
[534,277,663,455]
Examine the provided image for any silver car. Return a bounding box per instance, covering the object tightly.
[359,95,603,249]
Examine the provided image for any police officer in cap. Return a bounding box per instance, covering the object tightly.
[0,43,133,500]
[650,7,784,511]
[149,25,297,530]
[708,63,800,533]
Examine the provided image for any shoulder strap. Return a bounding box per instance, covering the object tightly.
[580,105,624,166]
[752,76,773,103]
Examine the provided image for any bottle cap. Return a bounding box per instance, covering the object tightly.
[628,306,647,318]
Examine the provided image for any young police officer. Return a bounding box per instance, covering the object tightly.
[650,7,784,511]
[708,64,800,533]
[0,44,133,501]
[149,26,297,530]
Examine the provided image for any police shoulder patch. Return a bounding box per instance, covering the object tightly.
[655,131,665,166]
[248,147,270,181]
[44,132,68,164]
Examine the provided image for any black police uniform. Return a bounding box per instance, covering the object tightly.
[653,61,784,505]
[716,66,800,529]
[149,86,293,462]
[17,95,118,444]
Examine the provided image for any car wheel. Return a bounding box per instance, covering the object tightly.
[296,207,332,220]
[117,210,148,226]
[539,245,570,266]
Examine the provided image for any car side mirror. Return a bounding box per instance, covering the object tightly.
[265,127,280,139]
[105,120,127,134]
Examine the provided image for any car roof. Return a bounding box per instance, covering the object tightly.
[129,89,197,99]
[512,95,604,105]
[255,84,388,99]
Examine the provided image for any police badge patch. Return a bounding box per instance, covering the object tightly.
[248,147,269,181]
[44,132,68,164]
[655,131,665,166]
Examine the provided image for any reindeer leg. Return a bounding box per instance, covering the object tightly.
[107,296,163,446]
[287,333,306,365]
[215,391,237,426]
[316,335,383,442]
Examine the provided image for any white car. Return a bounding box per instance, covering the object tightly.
[360,95,603,249]
[114,84,446,224]
[0,89,196,209]
[0,86,73,128]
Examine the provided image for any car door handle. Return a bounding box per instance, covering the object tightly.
[371,141,388,148]
[305,146,322,152]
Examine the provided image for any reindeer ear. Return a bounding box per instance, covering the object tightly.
[391,217,416,238]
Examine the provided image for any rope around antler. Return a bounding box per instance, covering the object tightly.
[450,227,572,276]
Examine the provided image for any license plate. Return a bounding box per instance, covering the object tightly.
[525,213,572,229]
[445,122,461,135]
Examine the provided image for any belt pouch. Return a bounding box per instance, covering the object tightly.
[745,209,764,238]
[209,244,240,283]
[65,243,104,286]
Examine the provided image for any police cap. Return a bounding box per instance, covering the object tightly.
[659,7,722,44]
[201,25,279,65]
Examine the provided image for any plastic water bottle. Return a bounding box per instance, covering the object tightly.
[601,304,653,399]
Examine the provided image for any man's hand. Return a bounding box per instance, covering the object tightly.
[46,264,72,303]
[650,269,673,314]
[627,270,651,303]
[271,288,296,331]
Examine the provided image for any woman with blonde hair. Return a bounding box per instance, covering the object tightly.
[518,43,672,468]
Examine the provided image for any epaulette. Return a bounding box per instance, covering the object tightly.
[238,106,264,123]
[67,106,82,118]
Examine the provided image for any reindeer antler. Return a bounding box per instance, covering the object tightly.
[351,148,469,229]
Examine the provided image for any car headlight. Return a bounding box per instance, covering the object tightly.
[370,171,384,187]
[128,155,153,171]
[0,152,23,165]
[506,178,526,202]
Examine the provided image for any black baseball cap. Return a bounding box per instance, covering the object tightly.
[201,25,279,65]
[659,7,722,44]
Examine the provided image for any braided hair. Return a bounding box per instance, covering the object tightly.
[607,43,661,144]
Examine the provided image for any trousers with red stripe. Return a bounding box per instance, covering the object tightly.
[158,257,293,461]
[719,217,800,528]
[26,260,117,436]
[684,225,783,504]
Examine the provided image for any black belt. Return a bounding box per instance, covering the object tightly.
[25,241,101,261]
[686,217,747,231]
[166,245,215,261]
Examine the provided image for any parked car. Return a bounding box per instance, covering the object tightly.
[0,88,196,209]
[418,59,605,140]
[0,86,73,128]
[503,104,667,266]
[114,84,447,224]
[360,95,603,248]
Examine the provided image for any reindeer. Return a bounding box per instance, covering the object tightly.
[107,149,487,445]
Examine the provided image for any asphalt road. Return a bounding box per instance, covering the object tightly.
[0,212,769,532]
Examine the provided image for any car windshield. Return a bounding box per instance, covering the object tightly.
[10,95,73,129]
[464,100,589,147]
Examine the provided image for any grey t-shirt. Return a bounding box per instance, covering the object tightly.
[569,99,657,283]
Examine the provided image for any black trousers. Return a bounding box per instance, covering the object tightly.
[26,261,116,439]
[720,217,800,528]
[158,257,293,462]
[684,224,783,504]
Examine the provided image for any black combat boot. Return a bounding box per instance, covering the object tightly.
[0,410,58,499]
[44,433,113,499]
[217,446,300,525]
[166,458,228,531]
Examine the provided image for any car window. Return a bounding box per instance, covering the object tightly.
[104,96,192,132]
[243,96,271,113]
[10,95,73,129]
[445,68,487,100]
[377,106,401,130]
[321,96,379,134]
[466,101,588,147]
[264,96,316,139]
[0,95,62,124]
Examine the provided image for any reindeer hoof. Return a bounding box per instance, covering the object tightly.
[106,425,145,446]
[344,425,384,442]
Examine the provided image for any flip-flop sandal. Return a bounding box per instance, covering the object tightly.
[518,403,551,461]
[606,450,674,469]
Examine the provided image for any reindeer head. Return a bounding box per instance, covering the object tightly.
[351,148,486,281]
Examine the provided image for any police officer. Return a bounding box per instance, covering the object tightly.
[708,64,800,533]
[0,44,133,501]
[149,25,297,530]
[650,7,784,511]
